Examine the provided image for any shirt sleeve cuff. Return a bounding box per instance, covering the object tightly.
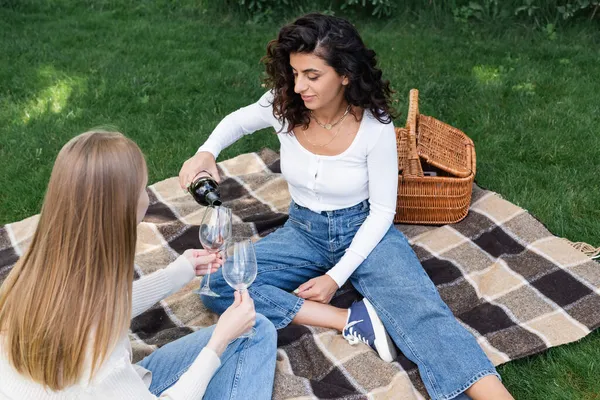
[198,346,221,369]
[196,144,221,159]
[326,250,365,288]
[164,255,196,295]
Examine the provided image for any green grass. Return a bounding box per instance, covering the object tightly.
[1,3,599,399]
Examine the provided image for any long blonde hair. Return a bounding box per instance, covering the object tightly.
[0,131,147,390]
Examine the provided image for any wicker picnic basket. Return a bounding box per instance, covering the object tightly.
[394,89,476,225]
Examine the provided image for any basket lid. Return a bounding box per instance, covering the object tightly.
[406,89,476,178]
[416,115,475,178]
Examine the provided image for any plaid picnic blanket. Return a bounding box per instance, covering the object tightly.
[1,148,599,399]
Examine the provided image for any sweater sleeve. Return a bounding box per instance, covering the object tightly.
[197,91,281,159]
[131,257,222,400]
[326,122,398,287]
[131,255,196,318]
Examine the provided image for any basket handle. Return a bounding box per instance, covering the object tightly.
[407,89,419,134]
[404,89,423,177]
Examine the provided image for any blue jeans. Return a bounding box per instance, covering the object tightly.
[203,200,499,400]
[137,314,277,399]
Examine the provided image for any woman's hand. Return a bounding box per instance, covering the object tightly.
[182,249,223,276]
[207,291,256,356]
[294,275,338,304]
[179,151,221,190]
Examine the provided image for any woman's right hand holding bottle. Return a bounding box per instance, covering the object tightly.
[179,151,221,190]
[206,290,256,356]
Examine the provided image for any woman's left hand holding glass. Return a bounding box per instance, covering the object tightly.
[182,249,224,276]
[294,275,338,304]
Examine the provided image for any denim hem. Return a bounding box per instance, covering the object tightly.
[274,296,304,330]
[438,369,501,400]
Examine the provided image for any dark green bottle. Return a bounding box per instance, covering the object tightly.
[188,172,222,207]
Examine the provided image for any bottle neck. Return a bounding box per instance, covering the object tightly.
[206,191,222,207]
[188,176,221,207]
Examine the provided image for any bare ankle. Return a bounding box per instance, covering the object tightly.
[465,375,513,400]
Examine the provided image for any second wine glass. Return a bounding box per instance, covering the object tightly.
[222,239,257,292]
[197,206,232,297]
[222,238,258,339]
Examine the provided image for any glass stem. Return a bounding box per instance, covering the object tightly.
[203,263,212,287]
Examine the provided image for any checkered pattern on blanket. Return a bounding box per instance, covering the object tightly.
[1,148,599,400]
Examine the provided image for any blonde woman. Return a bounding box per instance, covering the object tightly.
[0,131,277,399]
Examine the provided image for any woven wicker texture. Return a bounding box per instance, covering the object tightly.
[395,89,476,224]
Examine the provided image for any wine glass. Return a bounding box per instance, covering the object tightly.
[222,239,258,292]
[222,238,258,338]
[197,206,232,297]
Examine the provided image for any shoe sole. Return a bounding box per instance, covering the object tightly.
[363,298,398,363]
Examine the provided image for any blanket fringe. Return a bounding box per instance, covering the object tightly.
[564,239,600,259]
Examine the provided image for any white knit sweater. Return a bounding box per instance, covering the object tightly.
[0,256,221,400]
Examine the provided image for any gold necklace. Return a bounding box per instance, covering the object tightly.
[310,104,351,130]
[301,118,345,148]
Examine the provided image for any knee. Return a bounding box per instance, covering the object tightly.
[254,314,277,347]
[255,314,276,336]
[365,230,420,269]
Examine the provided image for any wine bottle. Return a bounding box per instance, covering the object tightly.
[188,172,222,207]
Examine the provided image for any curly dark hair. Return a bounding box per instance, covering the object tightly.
[262,13,396,132]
